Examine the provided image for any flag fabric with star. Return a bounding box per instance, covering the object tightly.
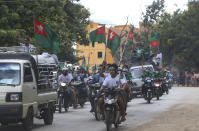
[34,19,60,54]
[107,29,120,56]
[126,31,133,46]
[147,30,160,47]
[89,26,106,47]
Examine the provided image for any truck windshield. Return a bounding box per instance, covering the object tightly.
[130,66,153,79]
[130,68,142,79]
[0,63,20,86]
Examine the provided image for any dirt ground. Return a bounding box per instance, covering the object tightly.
[131,89,199,131]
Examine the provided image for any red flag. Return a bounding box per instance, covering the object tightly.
[150,40,159,47]
[128,32,133,40]
[96,26,105,35]
[34,19,47,37]
[108,29,117,40]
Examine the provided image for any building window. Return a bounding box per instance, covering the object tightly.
[98,52,102,58]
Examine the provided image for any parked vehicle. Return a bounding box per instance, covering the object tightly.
[0,46,58,130]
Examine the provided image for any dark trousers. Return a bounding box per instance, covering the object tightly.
[88,88,94,109]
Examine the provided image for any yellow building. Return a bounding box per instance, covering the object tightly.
[76,22,114,67]
[76,23,138,67]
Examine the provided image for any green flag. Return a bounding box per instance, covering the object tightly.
[89,26,106,47]
[81,57,86,69]
[147,29,160,47]
[107,29,120,56]
[59,62,65,70]
[172,54,178,62]
[126,31,134,46]
[34,19,60,54]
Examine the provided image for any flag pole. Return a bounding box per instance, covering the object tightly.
[33,15,39,66]
[104,25,107,63]
[118,30,129,66]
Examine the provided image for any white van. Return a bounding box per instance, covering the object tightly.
[130,65,154,97]
[0,47,57,130]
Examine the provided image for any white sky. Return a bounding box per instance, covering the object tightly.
[80,0,188,27]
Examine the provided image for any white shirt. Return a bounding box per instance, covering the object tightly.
[20,43,36,53]
[51,54,59,65]
[103,75,126,88]
[58,74,73,83]
[156,53,162,63]
[99,77,105,84]
[104,72,110,78]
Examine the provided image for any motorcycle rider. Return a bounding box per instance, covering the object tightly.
[88,64,105,112]
[141,66,154,94]
[122,64,133,102]
[74,68,88,97]
[58,69,77,109]
[98,64,127,122]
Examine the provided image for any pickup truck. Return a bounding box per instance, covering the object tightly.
[0,47,58,130]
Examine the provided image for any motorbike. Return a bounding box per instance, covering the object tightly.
[72,81,88,108]
[102,87,121,131]
[142,77,153,104]
[57,82,69,113]
[126,80,135,101]
[153,78,163,100]
[88,82,101,121]
[162,77,169,94]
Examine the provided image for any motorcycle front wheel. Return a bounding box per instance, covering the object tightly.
[146,91,151,104]
[156,90,159,100]
[58,97,63,113]
[94,103,101,121]
[105,110,112,131]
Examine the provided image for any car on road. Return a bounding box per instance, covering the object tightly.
[130,65,154,98]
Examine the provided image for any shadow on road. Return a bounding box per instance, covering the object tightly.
[0,123,48,131]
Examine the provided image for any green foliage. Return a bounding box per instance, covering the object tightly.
[0,0,90,62]
[141,0,165,43]
[158,1,199,70]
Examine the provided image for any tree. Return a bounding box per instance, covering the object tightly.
[141,0,165,48]
[158,1,199,70]
[0,0,90,63]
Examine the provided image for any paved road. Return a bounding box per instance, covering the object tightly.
[0,87,195,131]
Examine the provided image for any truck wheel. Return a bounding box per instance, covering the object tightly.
[43,105,54,125]
[23,108,34,131]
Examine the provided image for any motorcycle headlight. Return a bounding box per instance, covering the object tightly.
[147,79,151,82]
[154,83,160,87]
[61,83,66,86]
[105,99,115,104]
